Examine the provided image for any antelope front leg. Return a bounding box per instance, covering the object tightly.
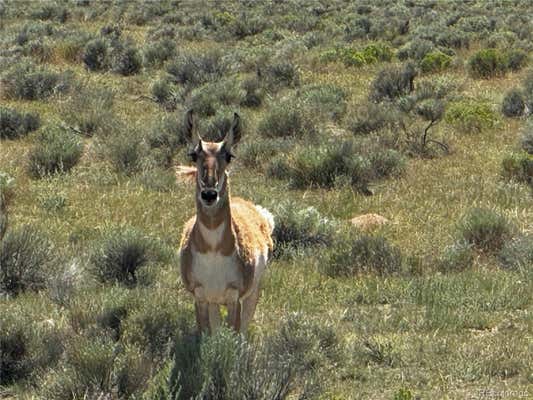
[195,300,209,334]
[226,300,241,332]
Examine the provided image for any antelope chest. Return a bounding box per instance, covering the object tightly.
[191,250,242,304]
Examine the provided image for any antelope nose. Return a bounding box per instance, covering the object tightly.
[201,189,218,203]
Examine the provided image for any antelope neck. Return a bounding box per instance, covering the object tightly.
[193,181,235,254]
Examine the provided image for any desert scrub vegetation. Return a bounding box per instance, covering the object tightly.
[444,99,498,133]
[319,232,403,277]
[320,42,393,67]
[0,61,71,100]
[1,0,533,398]
[59,85,115,137]
[457,208,515,254]
[89,227,171,286]
[0,226,53,296]
[0,107,40,139]
[468,48,528,78]
[27,126,83,178]
[268,139,405,193]
[271,201,336,258]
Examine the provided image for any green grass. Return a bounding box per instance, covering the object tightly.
[1,1,532,399]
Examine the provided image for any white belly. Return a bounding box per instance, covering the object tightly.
[191,251,242,304]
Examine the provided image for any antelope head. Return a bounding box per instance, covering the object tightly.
[183,109,241,211]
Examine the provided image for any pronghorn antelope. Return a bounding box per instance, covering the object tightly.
[179,110,274,334]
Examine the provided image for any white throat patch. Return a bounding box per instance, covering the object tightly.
[198,220,227,248]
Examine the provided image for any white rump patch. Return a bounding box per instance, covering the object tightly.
[255,205,275,234]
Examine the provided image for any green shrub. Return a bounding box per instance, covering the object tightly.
[468,48,507,79]
[31,3,68,22]
[240,77,264,108]
[499,235,533,270]
[60,86,114,137]
[369,63,416,103]
[501,89,525,117]
[188,78,245,117]
[169,327,297,400]
[0,226,52,296]
[90,228,161,286]
[521,123,533,154]
[99,128,146,175]
[143,38,176,67]
[0,107,40,139]
[166,50,228,89]
[263,60,300,88]
[271,202,336,258]
[122,294,191,359]
[268,140,404,191]
[321,43,393,67]
[397,39,434,61]
[458,208,514,253]
[268,312,340,372]
[501,152,533,183]
[41,336,117,399]
[438,241,475,272]
[82,38,109,71]
[1,62,71,100]
[0,319,31,384]
[258,99,315,138]
[320,233,402,276]
[445,99,498,133]
[347,102,400,135]
[110,44,142,76]
[300,84,347,122]
[151,76,181,110]
[145,112,188,168]
[505,49,528,71]
[420,51,452,73]
[238,139,281,169]
[28,127,83,178]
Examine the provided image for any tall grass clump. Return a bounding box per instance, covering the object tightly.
[1,313,63,385]
[1,62,71,100]
[143,38,176,67]
[258,99,316,138]
[90,228,167,286]
[168,327,300,400]
[346,102,400,135]
[268,140,405,192]
[499,235,533,270]
[501,89,526,118]
[271,202,336,258]
[60,86,114,137]
[28,127,83,178]
[369,63,416,103]
[438,241,475,272]
[0,107,40,139]
[166,50,228,89]
[319,232,402,277]
[97,127,146,176]
[0,226,52,296]
[458,208,514,253]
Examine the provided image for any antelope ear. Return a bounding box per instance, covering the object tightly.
[175,165,197,184]
[223,112,241,151]
[183,109,200,147]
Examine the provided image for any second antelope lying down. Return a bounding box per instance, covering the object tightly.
[179,110,274,334]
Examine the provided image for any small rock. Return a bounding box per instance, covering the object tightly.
[350,213,390,231]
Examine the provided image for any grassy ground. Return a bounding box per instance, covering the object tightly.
[1,1,532,399]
